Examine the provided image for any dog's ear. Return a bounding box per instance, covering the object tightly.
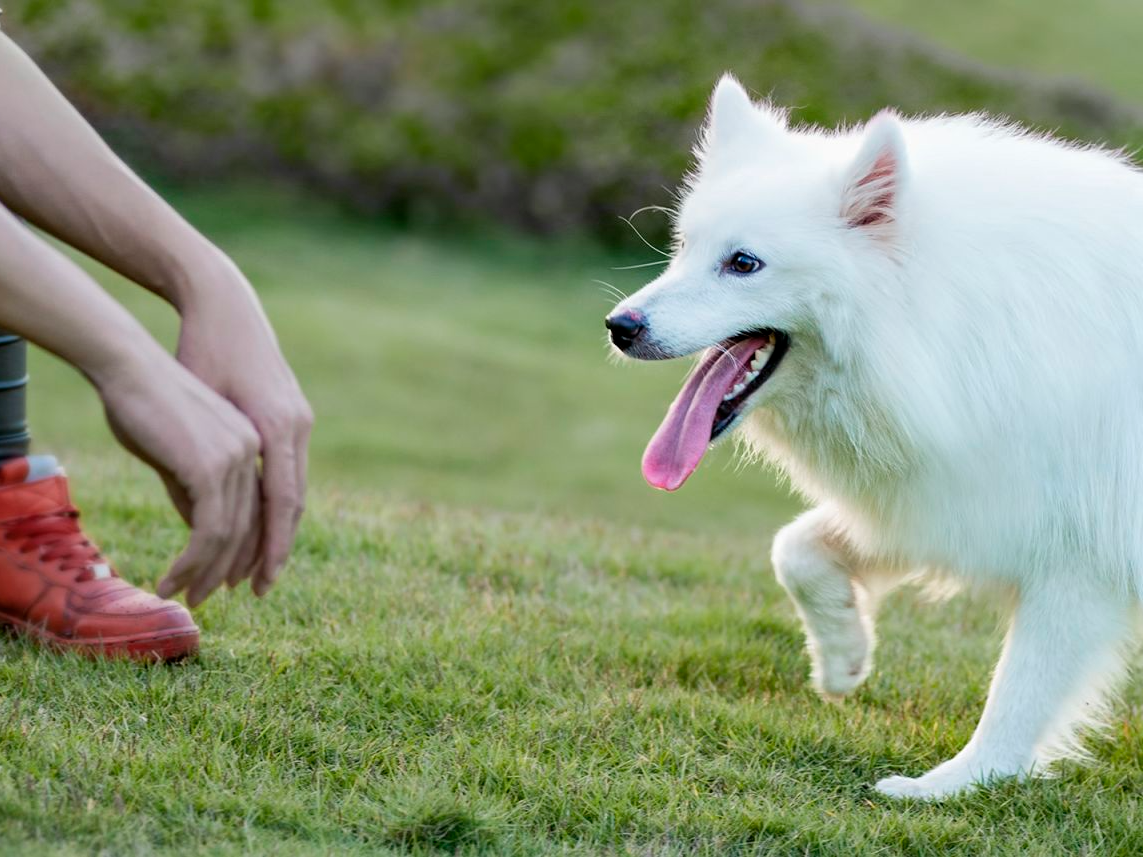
[699,74,787,163]
[841,110,908,237]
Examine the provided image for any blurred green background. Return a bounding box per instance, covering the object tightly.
[6,0,1143,535]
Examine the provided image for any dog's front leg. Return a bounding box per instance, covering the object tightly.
[876,578,1133,800]
[772,505,898,698]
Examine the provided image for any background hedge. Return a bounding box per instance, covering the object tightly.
[8,0,1143,243]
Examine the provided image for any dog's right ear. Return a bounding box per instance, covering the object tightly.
[840,109,908,239]
[698,74,787,164]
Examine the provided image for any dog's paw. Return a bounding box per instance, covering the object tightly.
[813,648,870,698]
[809,625,871,698]
[874,774,975,800]
[875,756,1025,800]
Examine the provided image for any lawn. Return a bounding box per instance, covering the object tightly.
[28,184,799,538]
[4,188,1143,855]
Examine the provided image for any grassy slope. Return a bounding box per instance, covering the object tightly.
[3,189,1142,855]
[834,0,1143,105]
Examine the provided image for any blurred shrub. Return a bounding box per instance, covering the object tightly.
[8,0,1142,243]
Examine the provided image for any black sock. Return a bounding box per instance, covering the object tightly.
[0,331,30,460]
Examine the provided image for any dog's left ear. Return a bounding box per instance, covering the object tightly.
[699,74,787,164]
[841,110,908,237]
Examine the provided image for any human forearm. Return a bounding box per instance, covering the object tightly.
[0,32,219,310]
[0,202,265,604]
[0,201,167,387]
[0,32,311,596]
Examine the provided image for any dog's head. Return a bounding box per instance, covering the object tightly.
[607,75,909,491]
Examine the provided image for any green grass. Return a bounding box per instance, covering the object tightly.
[28,183,799,537]
[6,462,1143,855]
[835,0,1143,105]
[4,187,1143,854]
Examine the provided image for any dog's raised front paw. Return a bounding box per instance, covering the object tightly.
[808,618,872,698]
[813,645,870,698]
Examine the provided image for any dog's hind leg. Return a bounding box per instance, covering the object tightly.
[772,505,901,698]
[876,577,1134,799]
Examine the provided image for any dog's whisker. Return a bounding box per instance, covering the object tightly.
[707,341,736,365]
[593,279,629,303]
[611,259,669,271]
[627,204,675,220]
[595,286,626,305]
[619,214,672,259]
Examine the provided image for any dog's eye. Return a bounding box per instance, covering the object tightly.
[725,251,764,275]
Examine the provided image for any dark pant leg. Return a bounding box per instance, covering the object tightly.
[0,331,30,459]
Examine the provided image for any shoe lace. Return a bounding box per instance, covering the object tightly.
[5,506,111,581]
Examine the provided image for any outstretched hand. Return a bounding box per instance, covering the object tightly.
[174,253,313,598]
[0,33,311,606]
[99,351,263,608]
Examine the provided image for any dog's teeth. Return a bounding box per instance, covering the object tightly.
[751,353,767,371]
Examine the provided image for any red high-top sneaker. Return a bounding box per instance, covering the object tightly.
[0,456,198,661]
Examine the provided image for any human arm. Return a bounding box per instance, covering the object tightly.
[0,200,262,607]
[0,32,312,595]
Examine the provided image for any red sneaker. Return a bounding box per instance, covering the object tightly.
[0,456,198,661]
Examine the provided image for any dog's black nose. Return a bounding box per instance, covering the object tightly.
[605,310,646,351]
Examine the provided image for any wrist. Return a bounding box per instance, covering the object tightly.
[83,322,174,396]
[160,237,236,314]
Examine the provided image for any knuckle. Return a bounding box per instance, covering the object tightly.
[208,444,244,474]
[297,403,315,432]
[260,400,312,438]
[239,430,261,458]
[253,403,312,450]
[199,527,228,550]
[219,437,255,467]
[202,453,229,480]
[258,411,290,439]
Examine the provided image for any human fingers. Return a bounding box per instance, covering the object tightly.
[185,461,258,607]
[252,437,300,598]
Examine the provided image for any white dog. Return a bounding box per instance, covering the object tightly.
[606,74,1143,799]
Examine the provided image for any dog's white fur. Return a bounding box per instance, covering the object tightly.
[611,75,1143,798]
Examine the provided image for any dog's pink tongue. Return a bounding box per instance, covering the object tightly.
[642,339,759,491]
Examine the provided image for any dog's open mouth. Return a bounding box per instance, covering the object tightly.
[642,330,789,491]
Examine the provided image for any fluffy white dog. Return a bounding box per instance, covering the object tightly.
[606,74,1143,799]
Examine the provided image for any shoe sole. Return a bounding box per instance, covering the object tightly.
[0,610,199,662]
